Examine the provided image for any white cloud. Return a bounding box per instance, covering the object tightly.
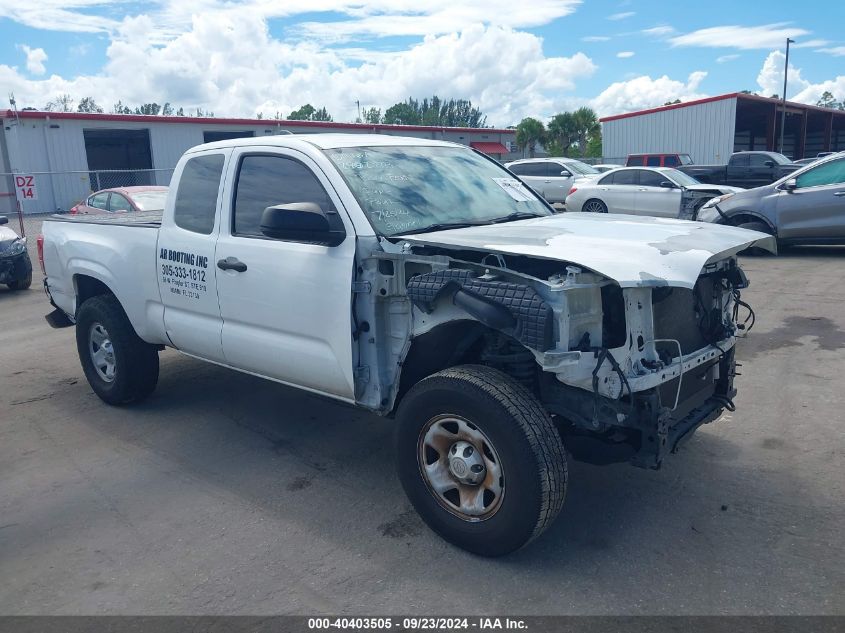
[591,71,708,116]
[17,45,47,75]
[670,23,810,49]
[0,0,118,33]
[2,16,597,126]
[794,39,830,48]
[641,25,674,37]
[616,51,635,58]
[756,50,809,97]
[756,50,845,105]
[716,54,740,63]
[582,35,610,42]
[816,46,845,57]
[608,11,635,20]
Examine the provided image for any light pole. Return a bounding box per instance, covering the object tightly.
[779,37,795,155]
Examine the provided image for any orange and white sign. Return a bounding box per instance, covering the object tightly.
[14,174,38,201]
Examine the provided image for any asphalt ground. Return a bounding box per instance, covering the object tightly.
[1,218,843,615]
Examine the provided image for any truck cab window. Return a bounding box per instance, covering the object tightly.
[233,155,335,238]
[173,154,225,234]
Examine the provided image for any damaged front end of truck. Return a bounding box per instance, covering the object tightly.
[352,213,774,470]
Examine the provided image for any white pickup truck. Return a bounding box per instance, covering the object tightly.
[39,134,774,556]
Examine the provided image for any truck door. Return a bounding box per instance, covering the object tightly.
[777,157,845,239]
[746,153,777,188]
[214,148,356,400]
[725,153,749,187]
[157,150,229,363]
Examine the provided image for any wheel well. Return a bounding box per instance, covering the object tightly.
[727,212,775,234]
[395,321,538,410]
[74,275,114,310]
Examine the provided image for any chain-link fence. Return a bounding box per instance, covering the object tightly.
[0,168,175,216]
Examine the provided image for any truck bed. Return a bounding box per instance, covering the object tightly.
[45,211,163,228]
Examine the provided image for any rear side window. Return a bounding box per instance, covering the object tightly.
[509,162,547,176]
[233,155,335,238]
[796,158,845,188]
[664,155,679,167]
[173,154,223,235]
[174,154,225,234]
[612,170,638,185]
[730,154,749,167]
[626,155,644,166]
[646,156,661,167]
[90,192,109,210]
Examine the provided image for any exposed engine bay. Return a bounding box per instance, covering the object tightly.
[351,232,757,470]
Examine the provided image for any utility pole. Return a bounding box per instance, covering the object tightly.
[779,37,795,155]
[355,100,361,123]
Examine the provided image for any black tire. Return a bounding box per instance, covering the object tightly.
[395,365,567,556]
[582,198,608,213]
[7,270,31,290]
[75,294,159,405]
[736,220,775,256]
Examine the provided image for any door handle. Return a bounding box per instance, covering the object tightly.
[834,191,845,197]
[544,180,552,183]
[217,257,247,272]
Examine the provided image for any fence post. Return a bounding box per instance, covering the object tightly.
[95,172,101,191]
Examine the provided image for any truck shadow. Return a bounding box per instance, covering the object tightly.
[57,350,823,612]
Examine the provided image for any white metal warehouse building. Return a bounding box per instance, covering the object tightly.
[0,110,518,215]
[601,92,845,165]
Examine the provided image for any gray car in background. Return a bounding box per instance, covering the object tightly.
[505,157,600,203]
[696,151,845,246]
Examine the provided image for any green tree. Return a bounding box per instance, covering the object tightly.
[288,104,332,121]
[384,102,420,125]
[77,97,103,113]
[571,107,600,158]
[161,102,174,116]
[135,103,161,115]
[816,91,844,110]
[546,112,577,156]
[362,107,382,124]
[45,94,74,112]
[383,96,487,127]
[663,99,681,106]
[176,107,185,116]
[515,117,546,157]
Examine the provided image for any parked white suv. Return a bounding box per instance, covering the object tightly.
[505,158,600,204]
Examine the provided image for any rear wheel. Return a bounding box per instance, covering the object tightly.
[75,294,159,405]
[582,199,608,213]
[395,365,567,556]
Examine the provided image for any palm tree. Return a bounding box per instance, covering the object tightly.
[572,107,600,158]
[515,118,546,157]
[546,112,577,156]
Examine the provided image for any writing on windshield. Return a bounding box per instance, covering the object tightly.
[325,146,551,236]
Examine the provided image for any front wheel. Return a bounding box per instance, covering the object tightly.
[75,294,159,405]
[395,365,568,556]
[582,199,608,213]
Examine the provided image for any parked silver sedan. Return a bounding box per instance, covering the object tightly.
[565,167,743,217]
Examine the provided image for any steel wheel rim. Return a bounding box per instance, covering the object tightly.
[584,200,606,213]
[417,414,505,522]
[89,322,116,383]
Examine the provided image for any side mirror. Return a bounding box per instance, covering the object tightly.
[0,216,7,225]
[782,178,797,192]
[659,181,676,188]
[764,160,775,168]
[260,203,345,246]
[560,170,572,177]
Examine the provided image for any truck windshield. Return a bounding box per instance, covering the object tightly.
[325,146,552,236]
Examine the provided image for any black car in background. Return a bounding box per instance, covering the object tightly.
[0,215,32,290]
[679,151,800,188]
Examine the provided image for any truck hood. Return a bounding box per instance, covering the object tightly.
[402,213,775,289]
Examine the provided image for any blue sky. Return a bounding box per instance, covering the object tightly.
[1,0,843,125]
